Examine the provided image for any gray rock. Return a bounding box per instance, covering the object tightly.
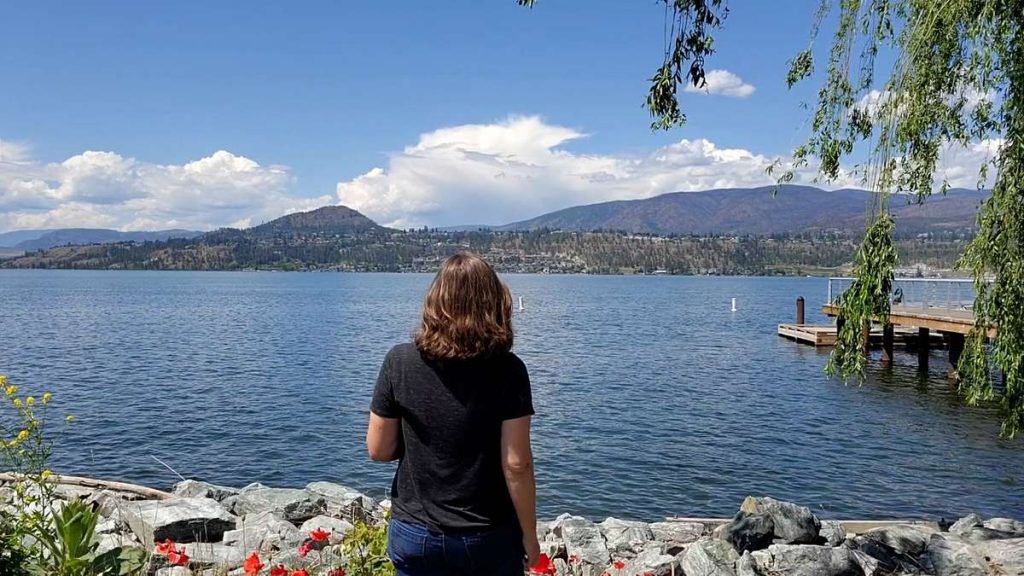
[305,482,375,523]
[819,520,846,547]
[739,497,821,544]
[735,551,759,576]
[95,532,140,555]
[722,512,775,553]
[861,524,937,556]
[155,568,193,576]
[121,497,236,547]
[599,517,653,555]
[679,539,739,576]
[561,516,610,566]
[173,480,239,503]
[231,485,325,523]
[950,514,983,536]
[749,544,863,576]
[539,537,566,562]
[299,515,355,544]
[180,542,249,568]
[983,517,1024,535]
[843,535,917,574]
[96,508,127,535]
[548,513,574,539]
[621,547,678,576]
[924,533,989,576]
[222,510,301,551]
[975,537,1024,574]
[650,521,705,548]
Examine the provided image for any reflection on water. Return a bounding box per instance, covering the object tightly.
[0,270,1020,520]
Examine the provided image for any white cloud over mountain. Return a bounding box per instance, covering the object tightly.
[684,70,756,98]
[0,116,1001,232]
[0,149,332,232]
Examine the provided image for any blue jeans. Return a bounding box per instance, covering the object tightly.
[387,518,525,576]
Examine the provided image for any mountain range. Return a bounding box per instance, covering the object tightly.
[0,228,201,250]
[497,185,986,236]
[0,185,985,254]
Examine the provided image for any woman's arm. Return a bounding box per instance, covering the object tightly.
[501,415,539,566]
[366,412,402,461]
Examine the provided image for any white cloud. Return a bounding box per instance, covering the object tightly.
[684,70,756,98]
[337,116,836,228]
[336,116,1001,228]
[0,148,332,232]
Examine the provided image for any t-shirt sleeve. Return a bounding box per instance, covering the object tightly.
[500,355,534,420]
[370,349,400,418]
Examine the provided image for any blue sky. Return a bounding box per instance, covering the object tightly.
[0,1,989,230]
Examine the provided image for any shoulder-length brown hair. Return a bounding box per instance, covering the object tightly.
[414,252,513,361]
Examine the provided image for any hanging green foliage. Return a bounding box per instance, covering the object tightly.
[516,0,1024,435]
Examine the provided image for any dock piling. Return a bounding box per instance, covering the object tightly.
[882,324,895,364]
[917,327,930,371]
[947,332,965,380]
[796,296,805,325]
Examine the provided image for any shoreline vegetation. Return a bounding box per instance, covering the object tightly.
[2,473,1022,575]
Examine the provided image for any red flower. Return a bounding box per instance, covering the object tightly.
[529,553,557,575]
[613,559,626,570]
[569,554,580,565]
[644,572,655,576]
[154,538,176,555]
[270,565,289,576]
[327,569,346,576]
[167,548,189,566]
[298,540,313,558]
[291,570,309,576]
[310,528,331,542]
[601,572,611,576]
[243,552,264,576]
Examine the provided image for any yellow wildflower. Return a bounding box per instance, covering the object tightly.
[17,430,29,442]
[5,385,16,396]
[0,375,6,385]
[65,415,75,423]
[12,398,22,408]
[26,396,35,406]
[42,392,52,404]
[41,469,52,480]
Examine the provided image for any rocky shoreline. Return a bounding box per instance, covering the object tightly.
[3,475,1023,575]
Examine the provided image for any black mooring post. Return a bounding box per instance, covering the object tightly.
[796,296,805,325]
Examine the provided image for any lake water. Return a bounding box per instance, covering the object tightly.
[0,270,1020,521]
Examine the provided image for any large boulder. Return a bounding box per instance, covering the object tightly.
[923,533,989,576]
[975,537,1024,574]
[651,520,708,545]
[819,520,846,547]
[222,510,301,552]
[299,515,355,544]
[984,517,1024,536]
[679,539,739,576]
[121,497,236,547]
[305,482,375,523]
[739,497,821,544]
[721,512,775,553]
[861,524,937,556]
[749,544,864,576]
[619,546,678,576]
[172,480,239,503]
[561,516,610,566]
[599,518,653,555]
[179,542,249,569]
[230,484,325,523]
[843,535,919,574]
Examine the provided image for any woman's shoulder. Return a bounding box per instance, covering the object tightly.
[386,342,421,364]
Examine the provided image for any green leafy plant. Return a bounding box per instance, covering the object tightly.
[0,507,31,576]
[28,497,145,576]
[341,520,394,576]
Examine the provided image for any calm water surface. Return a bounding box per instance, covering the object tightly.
[0,270,1020,520]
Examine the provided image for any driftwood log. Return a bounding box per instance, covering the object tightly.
[0,472,174,500]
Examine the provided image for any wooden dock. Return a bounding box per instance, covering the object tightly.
[778,323,947,348]
[780,279,998,379]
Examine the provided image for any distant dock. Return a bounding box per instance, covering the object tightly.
[780,277,996,378]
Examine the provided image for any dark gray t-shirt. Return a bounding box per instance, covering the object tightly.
[370,343,533,532]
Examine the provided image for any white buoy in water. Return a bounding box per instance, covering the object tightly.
[518,296,525,311]
[731,297,737,312]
